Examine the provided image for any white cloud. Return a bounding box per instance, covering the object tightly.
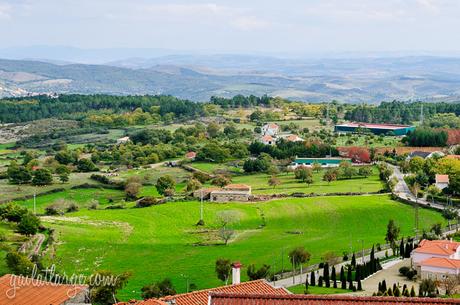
[231,16,270,30]
[0,3,12,19]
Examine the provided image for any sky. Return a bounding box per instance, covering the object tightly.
[1,0,460,54]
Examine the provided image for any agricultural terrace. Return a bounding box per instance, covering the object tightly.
[11,193,445,300]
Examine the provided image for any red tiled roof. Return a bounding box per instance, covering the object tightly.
[436,174,449,183]
[185,152,197,158]
[415,239,460,256]
[160,280,289,305]
[446,155,460,160]
[262,135,274,142]
[0,274,87,305]
[209,293,460,305]
[116,299,168,305]
[267,123,279,129]
[421,257,460,269]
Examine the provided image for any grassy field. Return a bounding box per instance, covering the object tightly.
[335,134,402,148]
[190,163,384,195]
[15,194,445,300]
[288,284,351,294]
[0,172,97,202]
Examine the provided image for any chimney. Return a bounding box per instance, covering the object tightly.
[232,262,241,285]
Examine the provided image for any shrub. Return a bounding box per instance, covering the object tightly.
[406,269,417,280]
[136,197,158,208]
[45,203,65,216]
[66,202,79,213]
[88,200,99,210]
[399,266,409,276]
[105,204,125,210]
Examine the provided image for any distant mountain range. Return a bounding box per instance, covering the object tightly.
[1,53,460,103]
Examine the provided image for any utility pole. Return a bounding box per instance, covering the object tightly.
[33,192,36,215]
[200,189,204,222]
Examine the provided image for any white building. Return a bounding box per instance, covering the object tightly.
[261,123,280,136]
[435,174,449,190]
[261,135,275,145]
[412,239,460,280]
[116,136,130,145]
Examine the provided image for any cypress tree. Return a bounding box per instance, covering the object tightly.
[331,266,337,288]
[305,277,309,293]
[387,287,393,296]
[378,282,382,293]
[382,280,387,292]
[394,286,401,297]
[340,266,346,289]
[347,266,352,289]
[357,279,362,291]
[318,276,323,287]
[404,288,410,297]
[324,263,330,288]
[310,271,316,286]
[351,253,356,267]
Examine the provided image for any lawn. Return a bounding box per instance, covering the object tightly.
[189,161,243,175]
[20,194,445,300]
[288,284,351,294]
[194,165,384,195]
[335,134,402,148]
[0,172,97,202]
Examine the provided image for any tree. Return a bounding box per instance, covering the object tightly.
[442,207,457,230]
[347,266,353,289]
[219,227,235,245]
[56,165,70,183]
[351,253,356,268]
[310,271,316,286]
[385,220,400,255]
[125,182,141,200]
[211,175,231,187]
[32,168,53,186]
[17,212,40,236]
[89,270,131,305]
[294,167,312,182]
[312,163,322,173]
[215,258,232,284]
[323,169,337,184]
[323,263,330,288]
[247,264,271,280]
[6,250,35,276]
[340,266,346,289]
[419,278,437,297]
[141,278,176,299]
[289,247,311,277]
[186,178,202,192]
[426,185,440,205]
[155,175,176,196]
[207,122,220,138]
[7,162,32,184]
[268,176,281,189]
[77,158,98,172]
[331,266,337,288]
[358,166,372,178]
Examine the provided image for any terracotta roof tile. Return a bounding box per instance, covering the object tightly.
[436,174,449,183]
[0,274,87,305]
[209,293,460,305]
[421,257,460,269]
[159,280,288,305]
[414,239,460,256]
[223,184,251,191]
[262,135,274,141]
[116,299,168,305]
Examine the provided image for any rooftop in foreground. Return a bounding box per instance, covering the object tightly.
[208,293,460,305]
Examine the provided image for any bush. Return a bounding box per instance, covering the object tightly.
[399,266,409,276]
[136,197,158,208]
[66,202,79,213]
[406,269,417,280]
[88,200,99,210]
[45,202,65,216]
[105,204,125,210]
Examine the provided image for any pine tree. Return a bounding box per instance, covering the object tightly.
[324,263,330,288]
[331,266,337,288]
[310,271,316,286]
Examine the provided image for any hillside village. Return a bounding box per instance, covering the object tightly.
[0,94,459,305]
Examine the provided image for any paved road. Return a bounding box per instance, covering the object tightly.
[388,163,445,211]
